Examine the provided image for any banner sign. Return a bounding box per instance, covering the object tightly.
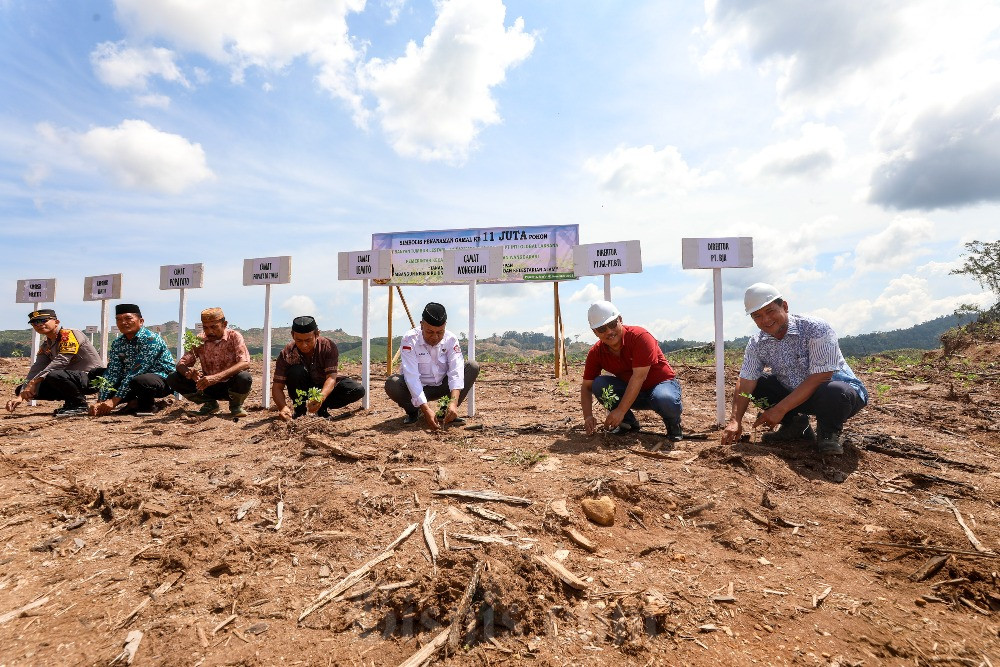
[681,237,754,269]
[371,224,579,285]
[16,278,56,303]
[442,247,505,282]
[573,240,642,276]
[159,264,205,290]
[243,256,292,285]
[83,273,123,301]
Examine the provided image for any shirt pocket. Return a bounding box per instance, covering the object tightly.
[418,363,432,376]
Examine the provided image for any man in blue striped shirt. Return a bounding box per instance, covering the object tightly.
[721,283,867,455]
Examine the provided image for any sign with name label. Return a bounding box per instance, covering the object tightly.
[681,237,753,269]
[573,241,642,276]
[442,247,505,281]
[243,256,292,285]
[159,264,205,290]
[16,278,56,303]
[338,250,392,280]
[85,325,98,334]
[83,273,123,301]
[195,322,204,334]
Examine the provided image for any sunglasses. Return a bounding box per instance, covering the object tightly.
[593,319,619,334]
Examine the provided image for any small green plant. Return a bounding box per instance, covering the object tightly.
[599,385,620,410]
[183,330,201,352]
[1,375,25,387]
[293,387,324,407]
[556,378,570,395]
[10,349,23,358]
[875,383,891,399]
[89,376,117,394]
[436,395,453,418]
[504,448,548,467]
[738,392,771,411]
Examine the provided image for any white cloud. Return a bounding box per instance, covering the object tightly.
[37,119,214,194]
[281,295,318,319]
[361,0,535,162]
[113,0,367,114]
[23,164,48,187]
[645,316,696,341]
[135,93,171,108]
[739,123,845,182]
[91,41,188,90]
[382,0,408,25]
[583,144,721,197]
[853,216,933,274]
[567,283,630,304]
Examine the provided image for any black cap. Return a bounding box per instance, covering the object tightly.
[28,308,56,324]
[291,316,318,334]
[115,303,142,317]
[421,302,447,326]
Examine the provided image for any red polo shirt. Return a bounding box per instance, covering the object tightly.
[583,325,675,390]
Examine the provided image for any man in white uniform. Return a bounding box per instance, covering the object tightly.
[384,302,480,430]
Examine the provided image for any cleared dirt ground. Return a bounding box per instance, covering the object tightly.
[0,342,998,666]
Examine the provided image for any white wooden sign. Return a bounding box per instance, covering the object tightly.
[159,264,204,290]
[337,250,391,281]
[681,237,753,269]
[441,247,504,282]
[82,274,123,301]
[16,278,56,303]
[243,256,292,285]
[573,241,642,276]
[85,326,98,334]
[195,322,204,334]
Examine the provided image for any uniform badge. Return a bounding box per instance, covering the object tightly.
[58,330,80,355]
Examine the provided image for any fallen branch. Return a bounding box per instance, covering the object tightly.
[273,501,284,531]
[118,572,183,628]
[451,533,514,546]
[109,442,191,451]
[910,555,950,582]
[299,523,418,622]
[397,627,450,667]
[448,561,484,651]
[629,449,687,461]
[25,472,74,493]
[433,489,532,506]
[533,554,589,591]
[937,496,990,553]
[564,527,598,553]
[0,596,49,625]
[864,541,1000,559]
[465,504,518,530]
[303,434,372,460]
[423,509,439,564]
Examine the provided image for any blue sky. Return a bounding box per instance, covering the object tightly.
[2,0,999,345]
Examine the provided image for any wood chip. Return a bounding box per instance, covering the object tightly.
[563,527,597,553]
[303,434,373,460]
[432,489,532,506]
[0,596,49,625]
[109,629,143,665]
[211,614,237,635]
[423,509,439,564]
[812,586,832,608]
[533,554,589,591]
[235,499,259,521]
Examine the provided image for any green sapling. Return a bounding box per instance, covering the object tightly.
[183,330,201,352]
[89,376,117,394]
[293,387,324,408]
[599,385,620,411]
[436,395,452,419]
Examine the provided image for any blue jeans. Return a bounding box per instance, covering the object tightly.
[591,375,682,425]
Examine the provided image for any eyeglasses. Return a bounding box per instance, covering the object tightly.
[593,319,619,335]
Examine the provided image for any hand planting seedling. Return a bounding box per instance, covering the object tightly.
[183,330,201,352]
[739,391,771,442]
[89,376,117,394]
[436,395,452,419]
[599,385,620,411]
[293,387,324,408]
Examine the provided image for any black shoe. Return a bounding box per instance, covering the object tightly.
[54,405,88,418]
[665,418,683,442]
[816,425,844,455]
[761,414,814,444]
[447,416,466,426]
[402,412,419,425]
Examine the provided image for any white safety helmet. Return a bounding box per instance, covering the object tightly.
[744,283,782,314]
[588,300,621,329]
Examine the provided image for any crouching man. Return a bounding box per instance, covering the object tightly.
[721,283,868,455]
[167,308,253,417]
[5,309,103,417]
[270,316,364,420]
[384,302,479,430]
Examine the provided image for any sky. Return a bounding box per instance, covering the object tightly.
[2,0,999,348]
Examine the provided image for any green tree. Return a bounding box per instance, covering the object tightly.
[951,240,1000,311]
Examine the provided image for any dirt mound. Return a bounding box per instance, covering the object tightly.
[1,356,999,666]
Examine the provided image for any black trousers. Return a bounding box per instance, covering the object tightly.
[119,373,172,410]
[384,361,480,417]
[166,371,253,400]
[751,374,866,432]
[17,368,103,408]
[282,365,364,417]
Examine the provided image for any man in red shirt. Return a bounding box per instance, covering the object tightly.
[580,301,683,441]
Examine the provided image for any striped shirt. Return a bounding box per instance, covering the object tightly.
[740,314,868,403]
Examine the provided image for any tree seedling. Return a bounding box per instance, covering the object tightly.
[599,385,620,411]
[183,330,201,352]
[436,395,453,419]
[293,387,324,409]
[739,392,771,442]
[89,376,117,394]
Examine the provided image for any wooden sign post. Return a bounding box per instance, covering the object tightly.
[337,250,391,409]
[15,278,56,406]
[442,247,504,417]
[84,325,98,345]
[243,256,292,409]
[159,263,205,369]
[82,273,123,364]
[681,237,754,425]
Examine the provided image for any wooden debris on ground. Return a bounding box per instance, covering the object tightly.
[451,533,514,546]
[937,496,992,553]
[812,586,832,608]
[432,489,533,506]
[299,523,418,621]
[564,527,597,553]
[109,629,143,665]
[118,572,183,628]
[910,555,951,582]
[465,504,517,530]
[533,554,589,591]
[423,509,439,564]
[235,499,260,521]
[303,434,373,460]
[0,596,50,625]
[448,561,484,650]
